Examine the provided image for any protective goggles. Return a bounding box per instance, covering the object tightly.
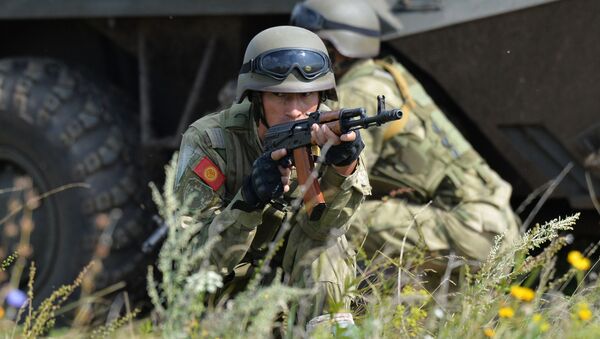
[290,3,380,37]
[239,48,332,81]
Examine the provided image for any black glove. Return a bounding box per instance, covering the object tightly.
[242,152,288,209]
[324,130,364,166]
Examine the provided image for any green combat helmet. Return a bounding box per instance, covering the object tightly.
[290,0,381,58]
[235,25,337,103]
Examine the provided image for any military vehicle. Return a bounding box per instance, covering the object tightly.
[1,0,598,309]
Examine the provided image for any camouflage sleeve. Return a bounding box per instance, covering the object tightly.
[174,127,262,276]
[206,190,263,275]
[297,157,371,241]
[174,128,223,223]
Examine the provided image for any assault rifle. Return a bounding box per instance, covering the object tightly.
[264,95,402,220]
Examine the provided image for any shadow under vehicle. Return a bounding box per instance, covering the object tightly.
[0,0,598,313]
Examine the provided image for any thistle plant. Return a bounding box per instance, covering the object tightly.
[146,153,220,337]
[22,262,92,338]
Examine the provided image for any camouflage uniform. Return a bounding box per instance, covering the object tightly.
[174,99,370,314]
[333,57,521,262]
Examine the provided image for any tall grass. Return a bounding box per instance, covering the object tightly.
[2,156,599,338]
[0,177,138,338]
[148,153,598,338]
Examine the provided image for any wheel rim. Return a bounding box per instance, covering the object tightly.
[0,146,59,292]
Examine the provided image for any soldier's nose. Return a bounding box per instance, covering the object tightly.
[285,108,304,120]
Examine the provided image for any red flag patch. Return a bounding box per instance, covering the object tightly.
[194,156,225,191]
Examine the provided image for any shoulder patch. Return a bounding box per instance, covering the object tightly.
[194,156,226,191]
[205,128,225,149]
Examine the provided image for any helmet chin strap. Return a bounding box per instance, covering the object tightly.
[250,92,270,128]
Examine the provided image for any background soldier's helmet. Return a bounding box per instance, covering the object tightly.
[290,0,381,59]
[235,25,337,103]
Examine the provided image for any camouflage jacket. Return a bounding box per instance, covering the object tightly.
[332,57,513,210]
[173,100,370,278]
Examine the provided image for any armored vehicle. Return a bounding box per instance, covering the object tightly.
[0,0,598,308]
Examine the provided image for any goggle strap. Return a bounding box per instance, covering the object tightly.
[292,5,379,38]
[322,20,380,38]
[239,61,252,75]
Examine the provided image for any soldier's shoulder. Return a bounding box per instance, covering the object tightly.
[338,60,397,94]
[180,113,221,154]
[186,100,251,150]
[190,110,223,134]
[177,111,228,195]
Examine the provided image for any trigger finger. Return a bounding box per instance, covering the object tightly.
[271,148,287,161]
[278,166,291,177]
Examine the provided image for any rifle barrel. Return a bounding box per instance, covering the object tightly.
[345,109,403,131]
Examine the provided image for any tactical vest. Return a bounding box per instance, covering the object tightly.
[342,58,508,208]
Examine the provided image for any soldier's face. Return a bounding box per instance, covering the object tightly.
[261,92,319,127]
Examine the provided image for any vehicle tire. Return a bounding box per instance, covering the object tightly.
[0,58,151,308]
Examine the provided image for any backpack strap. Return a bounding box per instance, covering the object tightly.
[374,59,416,141]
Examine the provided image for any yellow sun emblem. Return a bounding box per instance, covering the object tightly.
[203,166,218,181]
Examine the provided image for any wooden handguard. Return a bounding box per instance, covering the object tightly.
[318,110,341,123]
[293,147,326,221]
[318,110,347,135]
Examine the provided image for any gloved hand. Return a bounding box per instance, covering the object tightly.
[324,130,364,166]
[242,151,291,208]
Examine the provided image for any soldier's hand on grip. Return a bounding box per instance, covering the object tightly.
[242,149,291,209]
[325,130,364,166]
[311,123,364,166]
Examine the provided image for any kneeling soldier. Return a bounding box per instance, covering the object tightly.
[173,26,370,328]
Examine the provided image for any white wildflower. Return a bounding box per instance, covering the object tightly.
[186,270,223,294]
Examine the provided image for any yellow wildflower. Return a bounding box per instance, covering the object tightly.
[567,251,591,271]
[498,306,515,318]
[532,313,550,332]
[510,285,535,302]
[0,306,4,319]
[483,328,495,337]
[577,303,592,321]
